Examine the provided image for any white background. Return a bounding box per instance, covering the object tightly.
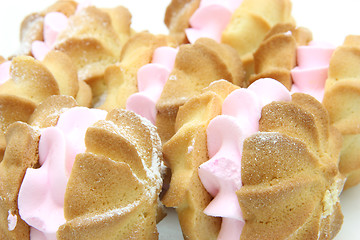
[1,1,360,239]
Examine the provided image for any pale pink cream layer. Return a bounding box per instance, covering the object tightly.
[0,60,11,85]
[0,11,70,81]
[199,78,291,240]
[291,41,335,102]
[18,107,107,240]
[126,47,178,124]
[31,0,91,60]
[185,0,243,43]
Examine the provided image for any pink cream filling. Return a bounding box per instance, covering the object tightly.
[0,60,11,85]
[126,47,178,124]
[18,107,107,240]
[31,1,91,61]
[185,0,243,43]
[291,41,335,102]
[31,12,68,61]
[199,78,291,240]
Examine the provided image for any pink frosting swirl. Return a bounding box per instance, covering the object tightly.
[18,107,107,240]
[185,0,243,43]
[0,60,11,85]
[75,0,92,14]
[126,47,178,124]
[31,1,91,60]
[31,12,68,61]
[291,41,335,102]
[199,78,291,240]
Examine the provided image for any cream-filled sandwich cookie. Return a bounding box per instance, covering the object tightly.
[250,28,360,191]
[0,53,91,160]
[18,0,133,106]
[95,32,176,111]
[249,22,312,89]
[165,0,295,79]
[0,95,164,239]
[156,37,245,142]
[163,78,344,239]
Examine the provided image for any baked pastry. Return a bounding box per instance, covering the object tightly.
[0,53,91,159]
[0,95,77,239]
[0,95,164,239]
[0,51,91,107]
[250,22,335,102]
[16,0,78,56]
[126,44,179,124]
[323,35,360,189]
[239,15,337,102]
[165,0,295,78]
[23,1,180,111]
[96,32,177,111]
[163,78,344,239]
[162,80,239,239]
[250,22,333,100]
[164,0,200,44]
[53,5,131,83]
[249,23,312,89]
[18,0,133,105]
[156,37,245,142]
[251,28,360,191]
[238,92,343,239]
[0,1,352,239]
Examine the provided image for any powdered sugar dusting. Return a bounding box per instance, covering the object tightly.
[127,112,163,198]
[7,210,17,231]
[130,113,163,196]
[169,74,177,81]
[98,110,163,198]
[187,138,196,153]
[31,107,74,129]
[93,90,108,108]
[89,200,141,223]
[14,104,163,235]
[17,16,44,56]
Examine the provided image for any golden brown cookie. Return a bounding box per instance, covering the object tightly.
[238,93,344,239]
[54,6,131,83]
[1,53,91,106]
[58,109,164,239]
[18,2,133,105]
[165,0,295,79]
[0,53,92,158]
[0,96,36,160]
[323,35,360,189]
[0,122,40,239]
[0,96,164,239]
[28,95,78,128]
[164,0,201,44]
[156,38,245,142]
[0,95,76,239]
[249,23,312,89]
[0,56,60,104]
[162,78,344,239]
[162,80,239,239]
[17,0,78,56]
[94,32,176,110]
[0,56,57,158]
[222,0,295,79]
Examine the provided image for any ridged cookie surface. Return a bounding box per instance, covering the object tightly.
[156,38,245,142]
[58,109,164,239]
[162,80,239,240]
[323,35,360,189]
[238,93,344,239]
